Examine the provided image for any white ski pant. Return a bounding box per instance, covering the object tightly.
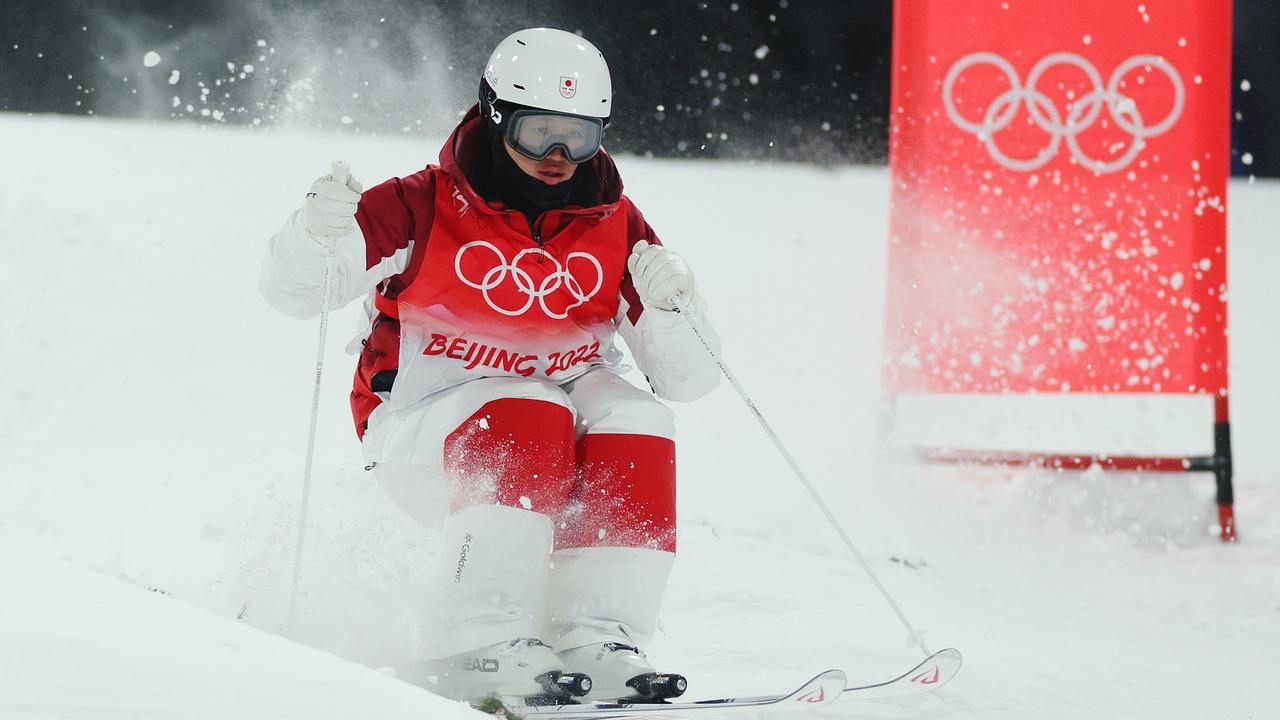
[363,367,677,658]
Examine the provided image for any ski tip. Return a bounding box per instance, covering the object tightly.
[782,669,846,708]
[905,647,963,691]
[934,647,963,664]
[933,647,963,675]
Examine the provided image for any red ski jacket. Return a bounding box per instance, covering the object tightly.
[260,106,720,438]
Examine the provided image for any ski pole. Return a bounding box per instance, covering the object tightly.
[287,159,349,639]
[670,296,932,658]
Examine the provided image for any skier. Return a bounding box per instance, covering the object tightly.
[259,27,720,703]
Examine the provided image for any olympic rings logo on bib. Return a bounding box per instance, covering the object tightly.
[942,52,1185,174]
[454,240,604,319]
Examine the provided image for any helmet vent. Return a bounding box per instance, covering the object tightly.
[513,84,526,90]
[516,39,527,46]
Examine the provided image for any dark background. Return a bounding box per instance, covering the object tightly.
[2,0,1277,175]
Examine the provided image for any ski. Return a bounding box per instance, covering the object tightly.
[511,648,962,719]
[839,647,962,702]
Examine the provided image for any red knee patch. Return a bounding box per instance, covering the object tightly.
[443,398,575,514]
[558,434,677,552]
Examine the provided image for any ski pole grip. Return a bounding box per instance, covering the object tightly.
[331,160,351,187]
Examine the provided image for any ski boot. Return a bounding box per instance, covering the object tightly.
[435,638,593,705]
[557,641,687,703]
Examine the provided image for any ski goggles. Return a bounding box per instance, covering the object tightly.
[505,109,605,164]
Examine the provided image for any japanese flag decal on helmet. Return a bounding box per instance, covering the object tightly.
[483,28,611,120]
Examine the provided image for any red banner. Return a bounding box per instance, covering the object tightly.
[884,0,1231,401]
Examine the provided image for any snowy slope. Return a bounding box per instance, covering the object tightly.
[1,113,1278,718]
[0,549,481,719]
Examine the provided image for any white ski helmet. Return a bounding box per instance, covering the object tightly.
[481,28,612,121]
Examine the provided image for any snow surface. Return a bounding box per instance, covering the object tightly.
[0,549,477,719]
[1,113,1278,718]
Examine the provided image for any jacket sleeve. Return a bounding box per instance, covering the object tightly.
[615,203,722,402]
[259,174,427,320]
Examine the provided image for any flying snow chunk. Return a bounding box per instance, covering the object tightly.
[168,70,181,85]
[143,51,162,68]
[754,45,770,60]
[519,496,532,510]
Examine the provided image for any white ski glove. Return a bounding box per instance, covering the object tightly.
[301,161,363,246]
[627,240,696,311]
